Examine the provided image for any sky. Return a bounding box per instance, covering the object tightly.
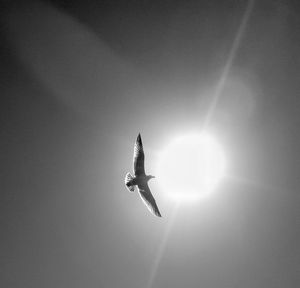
[0,0,299,287]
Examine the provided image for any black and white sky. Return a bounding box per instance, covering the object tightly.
[0,0,299,287]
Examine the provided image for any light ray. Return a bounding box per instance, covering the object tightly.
[146,202,180,288]
[6,1,140,124]
[204,0,255,128]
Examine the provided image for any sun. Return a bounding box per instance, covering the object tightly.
[157,132,226,202]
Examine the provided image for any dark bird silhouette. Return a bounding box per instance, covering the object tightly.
[125,134,162,217]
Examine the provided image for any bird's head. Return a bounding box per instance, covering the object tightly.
[146,175,155,181]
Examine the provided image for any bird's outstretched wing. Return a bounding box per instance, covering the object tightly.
[137,183,161,217]
[133,133,145,176]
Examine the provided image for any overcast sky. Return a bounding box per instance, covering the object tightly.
[0,0,299,287]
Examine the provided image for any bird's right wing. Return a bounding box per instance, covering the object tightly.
[137,183,161,217]
[133,133,145,176]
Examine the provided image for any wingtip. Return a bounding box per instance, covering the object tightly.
[137,133,142,143]
[156,210,162,218]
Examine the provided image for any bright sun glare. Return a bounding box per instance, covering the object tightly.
[157,133,226,202]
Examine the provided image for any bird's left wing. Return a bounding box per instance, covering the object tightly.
[133,133,145,176]
[137,183,161,217]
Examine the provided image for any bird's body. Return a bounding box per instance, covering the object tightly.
[125,134,161,217]
[125,174,152,188]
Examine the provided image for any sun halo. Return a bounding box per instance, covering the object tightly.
[156,133,226,203]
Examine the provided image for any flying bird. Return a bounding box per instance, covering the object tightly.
[125,133,162,217]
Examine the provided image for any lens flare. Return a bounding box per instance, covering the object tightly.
[157,133,226,202]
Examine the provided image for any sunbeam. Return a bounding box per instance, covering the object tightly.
[6,1,142,124]
[147,2,255,286]
[204,0,255,128]
[146,203,180,288]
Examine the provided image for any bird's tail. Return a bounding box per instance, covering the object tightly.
[124,173,135,192]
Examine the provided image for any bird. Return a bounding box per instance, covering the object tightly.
[125,133,162,217]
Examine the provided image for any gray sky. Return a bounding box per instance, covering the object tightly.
[1,0,299,287]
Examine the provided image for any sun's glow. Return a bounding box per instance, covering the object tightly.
[157,133,226,202]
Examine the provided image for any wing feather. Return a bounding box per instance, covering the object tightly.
[137,183,161,217]
[133,133,145,176]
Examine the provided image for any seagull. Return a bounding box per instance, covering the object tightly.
[125,133,162,217]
